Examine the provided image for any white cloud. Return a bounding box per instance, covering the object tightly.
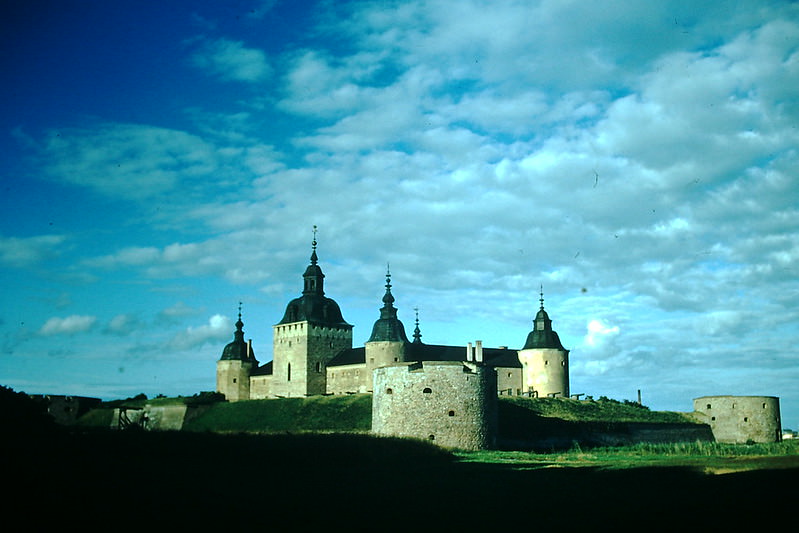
[168,314,232,350]
[0,234,67,268]
[583,319,620,348]
[39,315,97,336]
[192,38,271,83]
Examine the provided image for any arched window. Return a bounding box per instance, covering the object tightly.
[386,388,393,395]
[422,387,432,394]
[448,410,455,417]
[287,363,291,382]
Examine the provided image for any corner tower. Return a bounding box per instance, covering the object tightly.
[216,305,258,401]
[365,267,409,376]
[517,287,570,398]
[271,228,353,397]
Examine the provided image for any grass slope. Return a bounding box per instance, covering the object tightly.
[183,393,372,433]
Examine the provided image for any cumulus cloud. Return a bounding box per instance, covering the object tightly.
[168,314,232,350]
[39,315,97,336]
[0,234,67,268]
[192,38,271,83]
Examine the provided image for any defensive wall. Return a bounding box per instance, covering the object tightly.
[372,361,498,450]
[692,395,782,444]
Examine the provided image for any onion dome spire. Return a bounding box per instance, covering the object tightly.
[367,264,409,342]
[278,227,350,327]
[522,285,566,350]
[412,307,422,344]
[220,302,257,362]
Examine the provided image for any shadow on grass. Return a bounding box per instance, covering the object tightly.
[3,426,795,530]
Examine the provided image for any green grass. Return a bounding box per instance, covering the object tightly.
[456,439,799,473]
[182,393,372,433]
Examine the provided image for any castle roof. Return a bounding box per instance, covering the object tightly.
[220,306,258,363]
[521,288,567,351]
[366,267,409,343]
[327,343,521,368]
[276,229,352,329]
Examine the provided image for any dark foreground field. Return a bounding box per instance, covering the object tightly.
[4,428,796,530]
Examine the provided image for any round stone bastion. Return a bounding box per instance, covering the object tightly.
[693,395,782,443]
[372,360,497,450]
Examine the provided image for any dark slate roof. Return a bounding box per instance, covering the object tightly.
[276,242,352,329]
[251,360,273,376]
[327,342,521,368]
[366,270,409,343]
[522,308,567,351]
[277,294,351,328]
[219,317,258,363]
[328,347,365,366]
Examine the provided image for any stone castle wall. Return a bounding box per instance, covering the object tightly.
[327,363,368,394]
[372,361,498,450]
[692,395,781,443]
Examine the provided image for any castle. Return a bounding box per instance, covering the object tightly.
[215,232,782,449]
[216,232,570,406]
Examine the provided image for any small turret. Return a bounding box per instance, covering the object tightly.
[216,304,258,402]
[365,265,409,372]
[517,286,570,398]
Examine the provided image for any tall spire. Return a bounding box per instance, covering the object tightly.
[367,264,409,343]
[539,284,545,311]
[381,263,395,312]
[413,306,422,344]
[310,224,318,265]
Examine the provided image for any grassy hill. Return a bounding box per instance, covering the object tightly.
[76,393,701,437]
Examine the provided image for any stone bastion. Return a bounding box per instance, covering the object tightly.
[692,395,782,444]
[372,360,498,450]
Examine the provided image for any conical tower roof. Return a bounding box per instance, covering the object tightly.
[220,304,257,362]
[277,227,351,328]
[522,287,567,351]
[367,266,409,343]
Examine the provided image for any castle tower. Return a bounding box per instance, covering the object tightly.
[272,228,352,397]
[365,266,409,377]
[517,287,570,398]
[216,304,258,402]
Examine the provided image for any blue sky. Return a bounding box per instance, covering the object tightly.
[2,0,798,427]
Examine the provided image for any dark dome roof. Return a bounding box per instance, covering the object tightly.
[278,294,350,327]
[220,318,257,362]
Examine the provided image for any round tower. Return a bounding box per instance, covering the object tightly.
[216,305,258,402]
[516,287,570,398]
[372,361,498,450]
[365,266,409,375]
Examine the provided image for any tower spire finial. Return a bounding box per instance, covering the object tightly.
[310,225,318,265]
[413,306,422,343]
[539,284,545,310]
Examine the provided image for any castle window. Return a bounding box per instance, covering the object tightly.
[545,360,549,365]
[448,410,455,417]
[428,435,435,441]
[315,362,322,372]
[386,388,393,395]
[233,378,237,383]
[707,404,712,409]
[763,403,767,409]
[423,387,432,394]
[743,417,748,422]
[711,417,716,421]
[561,361,566,366]
[287,363,291,382]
